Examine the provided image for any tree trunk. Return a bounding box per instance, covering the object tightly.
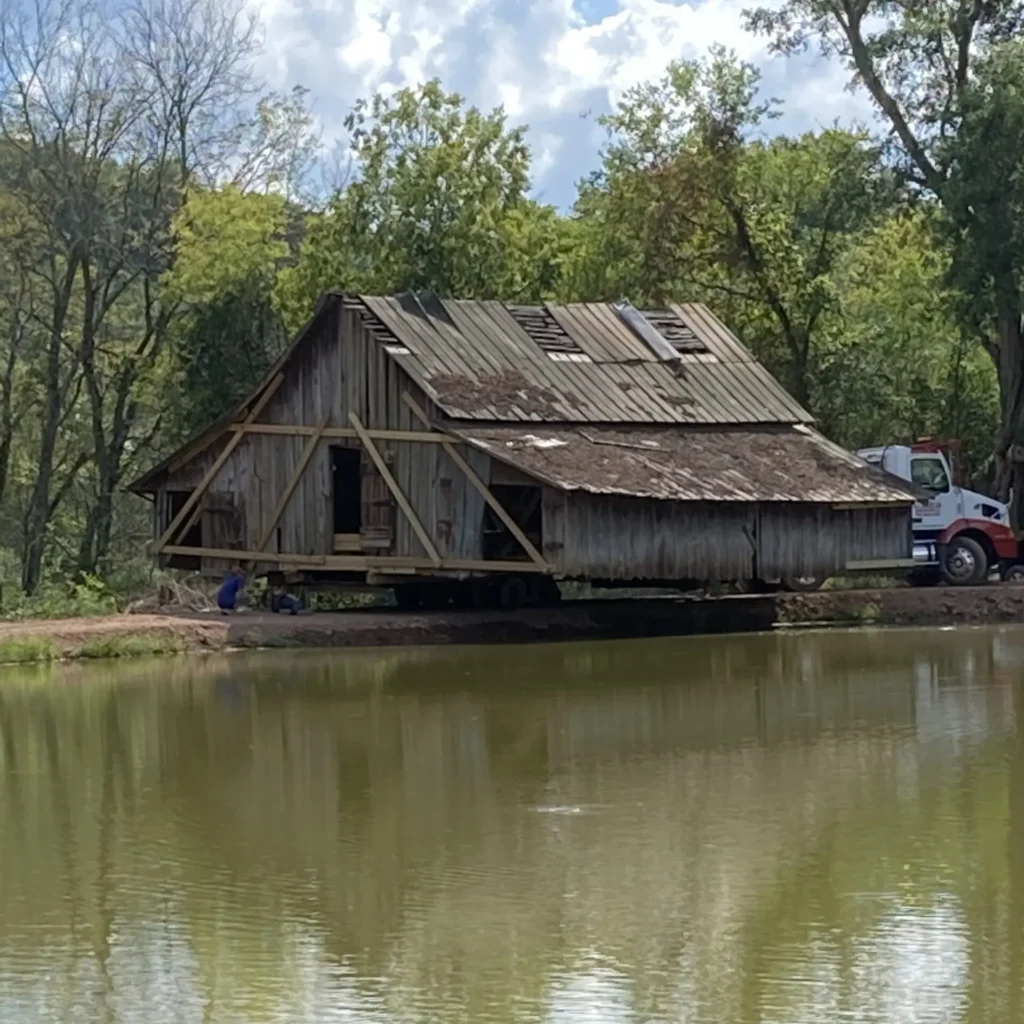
[76,467,119,577]
[993,306,1024,532]
[21,262,78,595]
[22,335,66,594]
[788,339,811,411]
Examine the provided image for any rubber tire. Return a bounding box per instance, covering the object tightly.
[470,580,499,611]
[1003,564,1024,584]
[394,585,422,611]
[498,576,530,611]
[529,577,562,607]
[781,576,824,593]
[940,536,988,587]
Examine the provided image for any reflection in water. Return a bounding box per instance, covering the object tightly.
[0,626,1021,1023]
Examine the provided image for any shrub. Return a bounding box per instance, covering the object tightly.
[0,637,60,664]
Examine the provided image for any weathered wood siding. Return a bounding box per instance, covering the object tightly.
[553,495,911,582]
[756,505,911,578]
[554,495,756,581]
[157,304,491,568]
[154,299,911,581]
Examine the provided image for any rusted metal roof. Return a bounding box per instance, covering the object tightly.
[349,294,811,425]
[447,424,917,504]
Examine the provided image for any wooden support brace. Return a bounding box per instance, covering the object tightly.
[348,410,443,568]
[402,393,550,570]
[153,374,284,554]
[160,545,548,574]
[162,545,326,566]
[256,415,330,554]
[228,423,451,443]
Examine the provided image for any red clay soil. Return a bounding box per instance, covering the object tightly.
[1,585,1023,661]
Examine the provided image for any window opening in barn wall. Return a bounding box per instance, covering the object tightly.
[163,490,202,569]
[482,485,543,561]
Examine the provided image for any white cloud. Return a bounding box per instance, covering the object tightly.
[253,0,872,207]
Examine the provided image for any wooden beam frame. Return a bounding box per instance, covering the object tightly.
[348,410,443,568]
[153,374,284,554]
[255,414,330,554]
[228,423,450,443]
[153,385,558,579]
[160,545,547,574]
[402,393,549,570]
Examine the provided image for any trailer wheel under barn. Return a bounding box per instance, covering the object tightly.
[128,293,916,606]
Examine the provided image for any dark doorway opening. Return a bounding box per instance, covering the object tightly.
[332,447,362,534]
[482,485,542,561]
[164,490,202,569]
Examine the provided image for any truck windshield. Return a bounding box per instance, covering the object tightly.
[911,457,950,494]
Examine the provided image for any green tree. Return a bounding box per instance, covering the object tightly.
[566,51,884,406]
[277,80,557,329]
[165,186,291,435]
[812,211,999,470]
[745,0,1024,515]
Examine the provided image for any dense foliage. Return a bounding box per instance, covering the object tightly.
[0,0,1016,600]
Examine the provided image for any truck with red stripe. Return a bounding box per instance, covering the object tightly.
[856,442,1022,586]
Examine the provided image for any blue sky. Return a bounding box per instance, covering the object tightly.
[255,0,876,209]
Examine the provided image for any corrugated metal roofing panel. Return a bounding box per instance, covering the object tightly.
[356,294,814,425]
[449,424,917,504]
[130,292,823,493]
[571,303,655,362]
[673,303,753,364]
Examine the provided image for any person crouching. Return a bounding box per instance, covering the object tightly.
[217,566,246,615]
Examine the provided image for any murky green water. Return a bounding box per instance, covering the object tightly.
[1,627,1023,1023]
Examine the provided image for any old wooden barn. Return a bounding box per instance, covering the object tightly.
[130,293,915,606]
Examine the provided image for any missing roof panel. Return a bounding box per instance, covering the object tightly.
[508,305,588,360]
[642,309,708,354]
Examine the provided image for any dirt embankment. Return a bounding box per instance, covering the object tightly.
[0,585,1022,664]
[776,584,1024,628]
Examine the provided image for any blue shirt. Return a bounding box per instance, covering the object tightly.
[217,574,244,608]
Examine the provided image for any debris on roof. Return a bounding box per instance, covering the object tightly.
[449,424,916,504]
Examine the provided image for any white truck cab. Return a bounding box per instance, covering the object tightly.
[856,443,1019,585]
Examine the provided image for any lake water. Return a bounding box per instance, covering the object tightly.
[1,627,1023,1023]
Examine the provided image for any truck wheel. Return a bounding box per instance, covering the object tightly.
[1003,564,1024,584]
[498,576,530,611]
[940,536,988,586]
[393,584,423,610]
[781,576,824,593]
[529,576,562,607]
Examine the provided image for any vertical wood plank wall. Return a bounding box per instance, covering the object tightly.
[158,304,492,569]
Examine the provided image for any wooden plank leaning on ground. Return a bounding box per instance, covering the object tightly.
[348,410,443,568]
[152,374,285,555]
[401,393,550,571]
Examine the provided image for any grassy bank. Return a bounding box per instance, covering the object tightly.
[0,630,192,665]
[0,584,1021,666]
